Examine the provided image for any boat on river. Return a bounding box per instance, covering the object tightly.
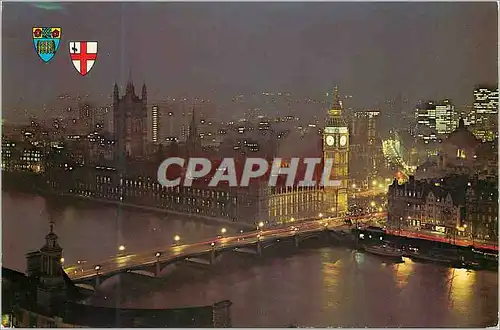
[404,247,454,265]
[363,243,403,262]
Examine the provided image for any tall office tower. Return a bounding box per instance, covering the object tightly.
[415,99,456,141]
[113,79,148,160]
[415,101,436,141]
[473,86,498,141]
[322,86,349,216]
[435,99,456,135]
[349,110,382,180]
[150,105,159,144]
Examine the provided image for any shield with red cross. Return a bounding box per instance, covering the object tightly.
[69,41,98,76]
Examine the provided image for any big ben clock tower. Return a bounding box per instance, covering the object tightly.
[322,86,349,216]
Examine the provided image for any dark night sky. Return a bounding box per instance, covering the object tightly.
[2,2,497,119]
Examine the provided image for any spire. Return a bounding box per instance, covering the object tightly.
[113,82,119,102]
[126,69,134,95]
[190,107,197,137]
[327,85,344,119]
[188,107,199,155]
[331,86,342,110]
[142,82,147,102]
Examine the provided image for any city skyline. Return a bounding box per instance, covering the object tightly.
[1,3,499,328]
[2,2,498,121]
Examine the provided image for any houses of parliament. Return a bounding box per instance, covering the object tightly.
[8,81,351,226]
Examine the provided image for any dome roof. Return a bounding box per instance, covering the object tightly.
[276,129,321,159]
[445,119,479,149]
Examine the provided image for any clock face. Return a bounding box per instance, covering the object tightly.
[326,135,335,146]
[340,135,347,147]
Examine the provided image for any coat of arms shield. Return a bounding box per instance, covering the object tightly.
[32,27,62,63]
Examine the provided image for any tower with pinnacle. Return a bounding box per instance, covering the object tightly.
[322,86,350,216]
[113,74,148,160]
[26,220,66,307]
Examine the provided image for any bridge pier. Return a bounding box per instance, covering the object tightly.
[156,260,161,276]
[294,235,300,248]
[95,276,100,290]
[257,241,262,256]
[323,229,330,244]
[210,248,216,264]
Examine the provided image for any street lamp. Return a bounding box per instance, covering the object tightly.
[155,252,161,258]
[290,217,295,222]
[60,257,65,264]
[118,245,126,252]
[221,228,227,235]
[258,221,264,229]
[370,201,376,207]
[94,265,101,274]
[173,235,180,243]
[318,213,323,218]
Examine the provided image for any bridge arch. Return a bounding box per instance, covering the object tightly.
[74,283,95,291]
[128,269,156,277]
[296,232,324,244]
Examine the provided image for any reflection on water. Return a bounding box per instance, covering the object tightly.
[447,268,476,314]
[3,192,498,327]
[2,192,233,271]
[393,257,415,289]
[104,248,498,327]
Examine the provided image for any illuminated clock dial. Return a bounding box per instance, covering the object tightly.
[340,135,347,146]
[326,135,335,146]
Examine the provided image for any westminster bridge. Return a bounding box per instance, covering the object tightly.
[65,213,386,290]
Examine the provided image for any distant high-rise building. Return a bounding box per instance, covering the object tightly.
[151,105,159,144]
[113,80,148,160]
[414,99,456,141]
[349,110,382,180]
[472,86,498,141]
[435,99,456,135]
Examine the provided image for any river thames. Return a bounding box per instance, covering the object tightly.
[2,192,498,327]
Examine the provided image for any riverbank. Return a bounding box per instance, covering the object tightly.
[48,191,256,230]
[354,227,498,271]
[1,177,255,230]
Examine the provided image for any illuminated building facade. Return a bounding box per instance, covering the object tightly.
[415,99,456,141]
[151,105,159,144]
[472,86,498,142]
[388,174,497,242]
[435,99,456,134]
[323,86,349,216]
[4,88,349,226]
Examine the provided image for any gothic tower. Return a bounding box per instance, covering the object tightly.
[113,77,148,160]
[322,86,349,216]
